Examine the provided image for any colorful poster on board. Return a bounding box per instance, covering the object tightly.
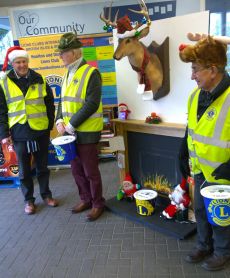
[18,34,117,106]
[18,33,117,166]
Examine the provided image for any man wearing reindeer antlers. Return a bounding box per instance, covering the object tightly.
[179,35,230,271]
[56,32,105,221]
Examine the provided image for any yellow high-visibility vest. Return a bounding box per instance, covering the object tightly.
[0,77,48,130]
[187,87,230,184]
[61,64,103,132]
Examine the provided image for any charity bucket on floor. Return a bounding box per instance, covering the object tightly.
[200,185,230,227]
[133,189,158,216]
[51,135,77,163]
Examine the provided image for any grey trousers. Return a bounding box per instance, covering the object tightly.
[194,173,230,256]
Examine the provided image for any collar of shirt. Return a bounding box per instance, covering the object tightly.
[66,57,83,85]
[13,68,30,79]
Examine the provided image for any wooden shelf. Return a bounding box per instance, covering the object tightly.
[98,105,118,160]
[112,119,186,138]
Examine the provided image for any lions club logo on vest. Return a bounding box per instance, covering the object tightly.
[206,107,217,120]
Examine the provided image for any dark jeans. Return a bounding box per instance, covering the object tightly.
[194,173,230,256]
[70,143,105,208]
[14,133,52,203]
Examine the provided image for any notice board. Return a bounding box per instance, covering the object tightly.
[18,32,117,166]
[18,32,117,106]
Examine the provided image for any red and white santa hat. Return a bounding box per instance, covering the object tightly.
[119,103,128,109]
[118,103,131,113]
[2,46,29,72]
[177,177,187,193]
[116,15,136,39]
[116,15,150,39]
[124,173,133,183]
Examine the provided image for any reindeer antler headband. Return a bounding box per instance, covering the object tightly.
[179,33,230,69]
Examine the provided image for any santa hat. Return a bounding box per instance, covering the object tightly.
[118,103,130,113]
[2,46,29,72]
[124,173,133,183]
[116,15,136,39]
[116,15,150,39]
[119,103,128,109]
[177,177,187,193]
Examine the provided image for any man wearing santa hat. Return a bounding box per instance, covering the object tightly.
[0,46,58,215]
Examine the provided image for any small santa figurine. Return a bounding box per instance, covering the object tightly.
[117,173,141,200]
[162,177,191,219]
[118,103,131,120]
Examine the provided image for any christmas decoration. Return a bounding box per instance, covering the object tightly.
[162,177,191,219]
[145,112,162,124]
[118,103,131,120]
[117,173,141,201]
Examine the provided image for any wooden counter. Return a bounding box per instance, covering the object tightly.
[113,119,186,137]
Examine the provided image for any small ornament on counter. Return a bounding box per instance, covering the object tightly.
[145,112,162,124]
[117,173,141,201]
[118,103,131,120]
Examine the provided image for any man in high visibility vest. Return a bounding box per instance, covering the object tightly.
[56,32,105,221]
[179,35,230,271]
[0,46,58,215]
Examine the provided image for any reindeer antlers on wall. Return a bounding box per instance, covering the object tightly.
[129,0,151,27]
[99,0,151,34]
[100,2,118,32]
[187,32,230,44]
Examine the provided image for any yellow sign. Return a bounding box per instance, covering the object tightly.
[19,34,65,76]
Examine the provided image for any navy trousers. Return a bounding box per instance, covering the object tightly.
[194,173,230,256]
[70,143,105,208]
[13,133,52,203]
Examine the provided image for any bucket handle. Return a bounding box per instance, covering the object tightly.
[200,179,207,190]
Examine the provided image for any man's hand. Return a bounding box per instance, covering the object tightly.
[56,122,66,135]
[1,136,12,144]
[211,161,230,180]
[65,123,75,135]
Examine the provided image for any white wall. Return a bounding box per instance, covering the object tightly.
[114,11,209,124]
[176,0,201,15]
[1,0,202,17]
[0,8,8,16]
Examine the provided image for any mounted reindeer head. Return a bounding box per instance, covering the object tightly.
[100,0,169,100]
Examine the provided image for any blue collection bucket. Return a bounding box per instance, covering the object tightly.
[51,135,77,163]
[200,185,230,227]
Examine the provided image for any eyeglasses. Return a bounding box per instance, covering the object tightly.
[191,66,210,74]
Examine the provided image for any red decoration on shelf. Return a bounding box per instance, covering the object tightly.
[145,112,162,124]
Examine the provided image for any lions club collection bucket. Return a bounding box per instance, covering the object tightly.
[51,135,77,163]
[200,185,230,227]
[133,189,158,216]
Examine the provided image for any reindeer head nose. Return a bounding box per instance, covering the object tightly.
[179,44,187,52]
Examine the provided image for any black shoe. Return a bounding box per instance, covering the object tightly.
[185,248,213,263]
[201,254,230,271]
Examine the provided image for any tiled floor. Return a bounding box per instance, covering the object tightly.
[0,160,229,278]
